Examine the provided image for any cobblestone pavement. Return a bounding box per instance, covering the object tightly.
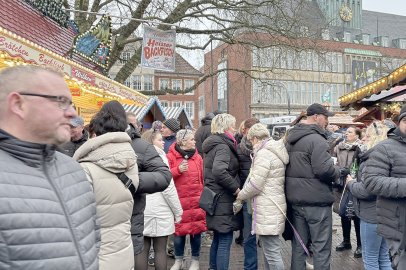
[157,213,365,269]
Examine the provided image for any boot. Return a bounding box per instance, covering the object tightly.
[170,259,184,270]
[189,259,200,270]
[336,241,352,251]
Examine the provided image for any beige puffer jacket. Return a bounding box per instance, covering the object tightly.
[74,132,139,270]
[238,138,289,236]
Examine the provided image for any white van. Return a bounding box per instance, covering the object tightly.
[259,116,296,140]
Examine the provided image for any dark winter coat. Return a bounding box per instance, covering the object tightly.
[59,129,89,157]
[285,123,340,206]
[195,114,214,156]
[347,148,378,224]
[364,128,406,243]
[127,124,172,254]
[237,136,253,188]
[167,144,207,236]
[202,134,242,233]
[164,134,176,154]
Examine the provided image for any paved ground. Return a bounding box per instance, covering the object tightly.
[159,213,364,269]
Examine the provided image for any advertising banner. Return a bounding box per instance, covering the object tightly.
[352,60,378,89]
[141,26,176,71]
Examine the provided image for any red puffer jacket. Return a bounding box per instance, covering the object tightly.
[167,144,207,236]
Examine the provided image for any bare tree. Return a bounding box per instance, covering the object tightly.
[67,0,330,93]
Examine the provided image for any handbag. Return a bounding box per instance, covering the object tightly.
[338,183,355,218]
[199,186,222,216]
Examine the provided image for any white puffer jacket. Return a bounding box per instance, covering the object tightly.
[74,132,139,270]
[238,138,289,236]
[143,146,183,237]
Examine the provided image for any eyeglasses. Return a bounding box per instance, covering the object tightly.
[19,92,73,110]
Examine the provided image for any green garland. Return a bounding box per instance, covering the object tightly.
[25,0,69,27]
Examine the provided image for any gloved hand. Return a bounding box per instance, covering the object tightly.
[233,199,243,215]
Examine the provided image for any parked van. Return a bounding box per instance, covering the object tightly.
[259,116,296,140]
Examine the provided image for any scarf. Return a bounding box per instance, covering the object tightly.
[225,131,237,149]
[175,143,196,159]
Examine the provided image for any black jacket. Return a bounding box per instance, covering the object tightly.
[195,114,213,156]
[285,123,339,206]
[202,134,242,233]
[127,124,172,254]
[237,136,253,188]
[347,148,377,224]
[364,128,406,243]
[59,130,89,157]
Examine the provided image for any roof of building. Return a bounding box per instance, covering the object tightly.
[122,97,166,120]
[156,53,202,76]
[163,107,193,127]
[362,10,406,43]
[0,0,99,71]
[328,113,364,126]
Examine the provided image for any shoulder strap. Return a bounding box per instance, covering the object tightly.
[116,172,137,197]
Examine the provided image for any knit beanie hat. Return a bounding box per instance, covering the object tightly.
[399,104,406,123]
[163,118,180,133]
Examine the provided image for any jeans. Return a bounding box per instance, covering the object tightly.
[360,220,392,270]
[243,202,258,270]
[174,234,201,260]
[209,231,234,270]
[291,205,332,270]
[260,235,284,270]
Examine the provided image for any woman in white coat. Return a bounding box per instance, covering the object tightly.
[237,123,289,270]
[139,129,183,270]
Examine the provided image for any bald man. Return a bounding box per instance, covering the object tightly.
[0,65,100,270]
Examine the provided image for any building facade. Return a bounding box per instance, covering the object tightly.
[200,0,406,124]
[110,52,202,127]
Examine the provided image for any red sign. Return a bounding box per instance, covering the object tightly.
[72,67,95,84]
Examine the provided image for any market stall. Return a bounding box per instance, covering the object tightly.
[0,26,148,123]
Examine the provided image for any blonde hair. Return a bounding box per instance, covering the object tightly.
[176,129,194,144]
[247,123,270,141]
[365,121,389,150]
[141,129,161,144]
[211,113,236,134]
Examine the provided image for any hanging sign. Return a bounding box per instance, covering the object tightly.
[141,26,176,71]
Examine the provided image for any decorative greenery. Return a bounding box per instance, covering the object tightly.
[24,0,69,27]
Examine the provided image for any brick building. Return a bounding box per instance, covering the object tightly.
[199,0,406,125]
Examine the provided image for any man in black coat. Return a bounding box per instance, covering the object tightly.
[126,124,172,265]
[285,103,339,270]
[59,116,88,157]
[364,105,406,270]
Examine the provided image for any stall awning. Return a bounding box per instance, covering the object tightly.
[122,97,166,122]
[0,26,148,106]
[163,107,193,128]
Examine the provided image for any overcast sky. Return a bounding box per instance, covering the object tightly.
[363,0,406,16]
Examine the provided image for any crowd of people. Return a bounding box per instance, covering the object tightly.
[0,65,406,270]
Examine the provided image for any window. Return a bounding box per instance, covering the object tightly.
[344,32,351,43]
[132,75,141,90]
[287,50,294,69]
[143,75,153,91]
[198,96,205,119]
[120,51,132,64]
[381,36,389,47]
[172,101,182,108]
[401,39,406,49]
[172,79,182,91]
[217,62,228,112]
[160,101,169,108]
[362,34,370,45]
[184,79,195,95]
[159,78,169,90]
[185,101,194,119]
[337,54,343,73]
[124,78,131,88]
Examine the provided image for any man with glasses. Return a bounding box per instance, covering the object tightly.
[285,103,340,270]
[0,65,100,270]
